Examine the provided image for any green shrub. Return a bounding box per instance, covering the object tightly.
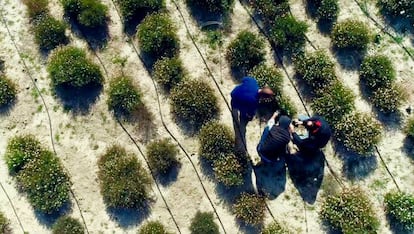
[385,191,414,231]
[23,0,48,19]
[225,30,265,72]
[107,76,142,116]
[405,118,414,138]
[4,135,43,174]
[213,154,245,186]
[320,187,379,234]
[335,112,382,155]
[152,56,186,90]
[61,0,108,28]
[249,64,283,95]
[233,192,267,226]
[170,79,219,129]
[115,0,164,24]
[139,221,171,234]
[0,212,10,234]
[186,0,233,14]
[0,75,17,107]
[146,138,179,175]
[33,15,68,51]
[316,0,339,22]
[275,94,297,117]
[190,211,219,234]
[377,0,414,21]
[249,0,289,24]
[269,15,308,54]
[52,216,84,234]
[98,145,151,208]
[370,84,406,113]
[198,121,234,161]
[137,13,179,59]
[332,20,371,50]
[359,54,396,90]
[262,221,291,234]
[312,81,355,124]
[48,46,103,88]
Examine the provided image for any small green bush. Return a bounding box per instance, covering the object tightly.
[316,0,339,22]
[249,0,289,24]
[405,118,414,138]
[359,54,396,90]
[370,84,406,113]
[275,94,297,117]
[152,56,186,90]
[262,221,291,234]
[52,216,84,234]
[198,121,234,161]
[225,30,265,72]
[4,135,43,174]
[312,81,355,124]
[233,192,267,226]
[385,191,414,231]
[186,0,233,14]
[33,15,68,51]
[61,0,108,28]
[170,79,219,129]
[0,75,17,107]
[332,20,371,50]
[320,187,379,234]
[269,15,308,54]
[0,212,10,234]
[139,221,170,234]
[190,211,219,234]
[137,13,179,59]
[377,0,414,21]
[335,112,382,155]
[48,46,103,88]
[146,138,179,175]
[115,0,164,24]
[213,154,245,186]
[107,76,142,116]
[23,0,48,19]
[98,145,151,208]
[249,64,283,95]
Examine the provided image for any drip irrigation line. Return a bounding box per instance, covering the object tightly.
[288,9,318,51]
[0,5,90,234]
[375,146,401,191]
[0,181,25,233]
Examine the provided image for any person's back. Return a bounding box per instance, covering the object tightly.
[231,77,259,118]
[292,116,332,153]
[258,125,290,162]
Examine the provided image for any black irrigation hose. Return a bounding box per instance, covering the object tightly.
[375,146,401,191]
[0,5,91,234]
[0,181,25,233]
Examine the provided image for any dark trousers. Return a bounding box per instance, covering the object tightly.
[231,106,250,154]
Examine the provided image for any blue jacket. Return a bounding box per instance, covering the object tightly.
[231,77,259,117]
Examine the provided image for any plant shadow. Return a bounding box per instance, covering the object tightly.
[379,11,414,36]
[155,162,181,187]
[386,213,414,234]
[54,84,102,115]
[185,2,230,30]
[333,48,366,71]
[402,137,414,160]
[65,17,109,50]
[317,20,335,35]
[106,205,150,228]
[0,100,16,115]
[34,201,71,227]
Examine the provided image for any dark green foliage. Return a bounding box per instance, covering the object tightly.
[0,75,17,107]
[23,0,49,19]
[190,211,220,234]
[249,64,283,94]
[275,94,297,117]
[312,81,355,125]
[225,30,265,72]
[385,191,414,231]
[107,76,142,116]
[61,0,108,28]
[4,135,43,174]
[137,13,179,59]
[360,54,396,90]
[33,15,68,51]
[98,145,151,208]
[0,212,10,234]
[212,154,245,186]
[139,221,170,234]
[152,56,186,90]
[332,20,371,50]
[262,221,291,234]
[377,0,414,21]
[370,84,406,113]
[146,138,179,175]
[48,46,103,88]
[233,192,267,226]
[186,0,233,14]
[115,0,164,24]
[405,118,414,138]
[249,0,289,24]
[52,216,85,234]
[335,112,382,155]
[320,187,380,234]
[198,121,234,161]
[269,15,308,54]
[316,0,339,22]
[170,79,219,129]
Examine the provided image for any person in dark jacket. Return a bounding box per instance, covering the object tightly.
[231,76,273,152]
[290,115,332,153]
[256,111,291,163]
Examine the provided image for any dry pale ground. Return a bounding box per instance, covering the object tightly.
[0,0,413,233]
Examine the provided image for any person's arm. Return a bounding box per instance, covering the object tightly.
[266,111,279,129]
[292,133,318,151]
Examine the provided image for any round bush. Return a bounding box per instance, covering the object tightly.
[359,54,396,90]
[332,20,371,50]
[33,15,68,51]
[233,192,267,226]
[48,46,103,88]
[274,94,297,117]
[107,76,142,116]
[170,79,219,129]
[405,118,414,139]
[370,84,406,113]
[152,56,186,90]
[61,0,108,28]
[320,187,380,233]
[23,0,48,19]
[213,154,245,186]
[317,0,339,22]
[335,112,382,155]
[249,0,289,25]
[146,138,179,175]
[0,75,17,107]
[139,221,170,234]
[225,30,265,72]
[262,221,291,234]
[190,211,219,234]
[249,64,283,95]
[0,212,10,234]
[98,145,151,208]
[4,135,43,174]
[186,0,233,14]
[312,81,355,125]
[115,0,164,24]
[269,15,308,54]
[137,13,179,59]
[198,121,234,161]
[385,191,414,231]
[52,216,84,234]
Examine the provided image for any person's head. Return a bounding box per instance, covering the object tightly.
[278,115,291,130]
[258,87,274,99]
[305,120,322,134]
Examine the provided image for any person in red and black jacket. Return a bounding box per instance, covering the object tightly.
[290,116,332,153]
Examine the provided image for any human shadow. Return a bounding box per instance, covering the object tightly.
[253,157,287,200]
[285,150,324,204]
[34,201,71,227]
[402,137,414,160]
[333,48,366,71]
[54,84,102,115]
[107,205,150,228]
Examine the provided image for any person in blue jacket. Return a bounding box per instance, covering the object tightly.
[231,76,273,153]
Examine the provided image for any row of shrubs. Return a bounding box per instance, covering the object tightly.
[306,0,339,23]
[61,0,108,29]
[186,0,234,15]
